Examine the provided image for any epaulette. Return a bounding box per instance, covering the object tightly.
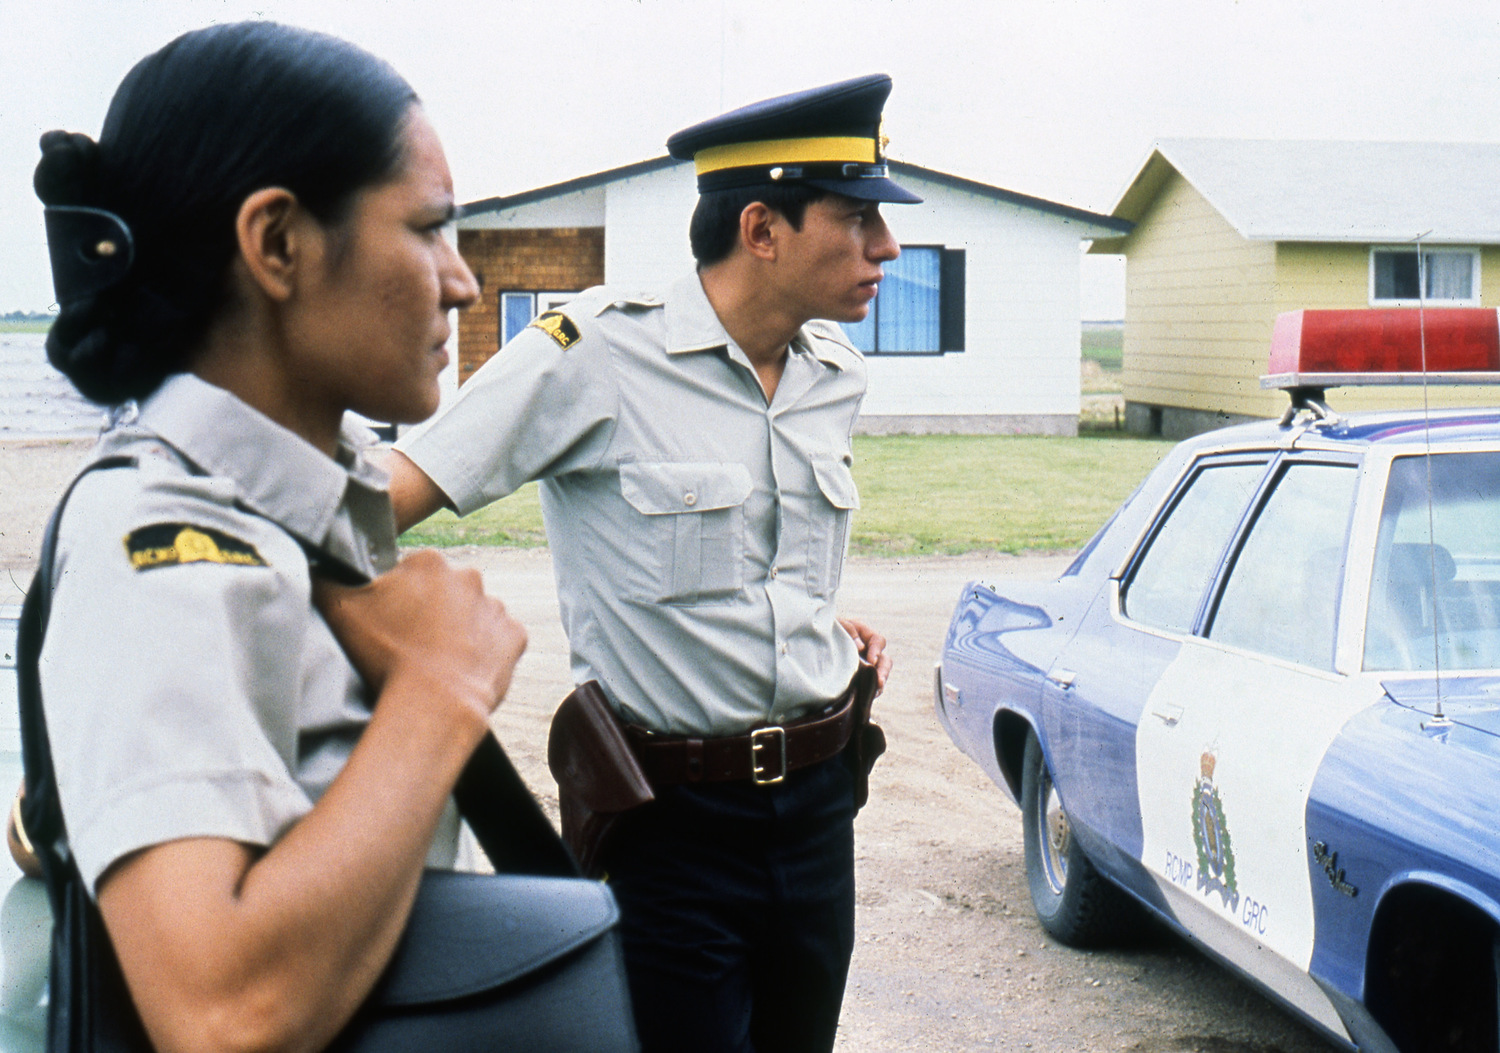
[595,291,665,316]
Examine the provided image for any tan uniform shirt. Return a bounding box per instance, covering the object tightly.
[398,273,864,736]
[41,374,460,893]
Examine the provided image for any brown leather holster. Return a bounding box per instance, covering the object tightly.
[546,669,886,877]
[842,663,886,810]
[547,682,655,878]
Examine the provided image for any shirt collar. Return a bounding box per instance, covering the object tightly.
[793,323,859,372]
[133,374,392,568]
[664,273,732,355]
[664,273,853,373]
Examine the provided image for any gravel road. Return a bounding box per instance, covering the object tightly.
[0,438,1338,1052]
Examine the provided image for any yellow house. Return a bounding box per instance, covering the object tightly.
[1092,139,1500,438]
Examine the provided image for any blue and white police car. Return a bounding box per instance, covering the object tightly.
[935,308,1500,1053]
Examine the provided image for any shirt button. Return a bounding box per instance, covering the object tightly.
[769,567,779,579]
[779,642,789,656]
[683,492,697,507]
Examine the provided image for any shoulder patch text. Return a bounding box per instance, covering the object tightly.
[529,311,581,349]
[124,524,267,572]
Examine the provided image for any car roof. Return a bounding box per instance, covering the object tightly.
[1178,407,1500,454]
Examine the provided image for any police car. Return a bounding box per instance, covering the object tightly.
[935,308,1500,1053]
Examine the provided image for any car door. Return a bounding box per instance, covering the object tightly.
[1045,456,1270,894]
[1133,457,1384,1037]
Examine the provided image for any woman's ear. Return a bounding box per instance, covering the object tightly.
[234,187,307,302]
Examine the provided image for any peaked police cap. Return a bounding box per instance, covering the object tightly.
[666,74,922,204]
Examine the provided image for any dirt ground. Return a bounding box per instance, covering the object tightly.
[0,439,1339,1053]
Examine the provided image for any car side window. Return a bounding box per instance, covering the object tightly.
[1122,462,1267,634]
[1208,463,1358,669]
[1365,451,1500,671]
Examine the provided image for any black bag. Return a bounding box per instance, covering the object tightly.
[18,458,639,1052]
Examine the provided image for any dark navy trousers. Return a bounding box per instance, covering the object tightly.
[601,755,858,1053]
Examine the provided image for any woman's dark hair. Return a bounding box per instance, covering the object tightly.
[33,22,419,404]
[688,183,827,267]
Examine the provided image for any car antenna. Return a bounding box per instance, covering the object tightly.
[1414,230,1452,729]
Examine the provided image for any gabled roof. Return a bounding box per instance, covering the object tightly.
[1092,138,1500,252]
[460,157,679,216]
[886,162,1130,234]
[460,156,1130,237]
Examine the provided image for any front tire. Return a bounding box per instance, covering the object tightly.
[1020,730,1140,946]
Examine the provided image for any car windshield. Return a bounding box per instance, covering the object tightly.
[1364,451,1500,671]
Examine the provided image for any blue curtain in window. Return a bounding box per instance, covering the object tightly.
[822,247,941,353]
[879,247,940,352]
[844,310,876,352]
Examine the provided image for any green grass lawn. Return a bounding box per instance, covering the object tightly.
[0,320,52,334]
[402,433,1174,557]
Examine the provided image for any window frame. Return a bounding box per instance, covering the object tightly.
[1368,246,1482,307]
[1120,449,1363,658]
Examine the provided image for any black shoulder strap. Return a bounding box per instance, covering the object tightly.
[277,537,577,877]
[454,735,577,876]
[15,457,156,1053]
[18,456,576,886]
[19,456,137,905]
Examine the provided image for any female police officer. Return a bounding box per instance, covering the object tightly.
[31,22,525,1053]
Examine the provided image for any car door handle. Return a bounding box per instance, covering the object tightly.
[1048,668,1076,689]
[1152,703,1184,727]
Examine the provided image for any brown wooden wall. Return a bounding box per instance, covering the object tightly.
[456,227,605,382]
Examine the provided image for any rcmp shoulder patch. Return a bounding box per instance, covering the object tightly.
[529,311,581,349]
[124,524,268,572]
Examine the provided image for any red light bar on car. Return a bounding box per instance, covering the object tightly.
[1262,308,1500,390]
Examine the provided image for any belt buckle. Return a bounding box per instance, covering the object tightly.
[750,726,787,785]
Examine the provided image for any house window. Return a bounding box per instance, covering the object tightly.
[1370,248,1480,306]
[500,291,578,346]
[844,247,965,354]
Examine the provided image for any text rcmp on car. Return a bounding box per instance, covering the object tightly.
[936,308,1500,1053]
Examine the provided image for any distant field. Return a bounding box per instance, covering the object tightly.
[403,432,1173,557]
[0,321,51,334]
[1082,320,1123,370]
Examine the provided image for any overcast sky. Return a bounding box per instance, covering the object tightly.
[5,0,1500,316]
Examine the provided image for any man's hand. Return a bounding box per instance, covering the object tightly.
[838,616,891,694]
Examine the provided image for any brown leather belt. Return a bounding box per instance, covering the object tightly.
[624,683,858,786]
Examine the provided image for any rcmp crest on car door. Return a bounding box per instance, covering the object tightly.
[1192,749,1237,911]
[1135,641,1380,1037]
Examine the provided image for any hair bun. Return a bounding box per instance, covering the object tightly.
[34,130,102,207]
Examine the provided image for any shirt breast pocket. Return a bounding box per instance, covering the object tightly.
[808,457,860,600]
[619,462,753,605]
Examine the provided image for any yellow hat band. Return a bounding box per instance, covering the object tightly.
[693,136,878,176]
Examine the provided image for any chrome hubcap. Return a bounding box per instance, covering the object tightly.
[1039,770,1070,896]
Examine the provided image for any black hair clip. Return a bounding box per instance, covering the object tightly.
[43,206,135,305]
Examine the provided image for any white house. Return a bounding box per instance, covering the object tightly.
[454,158,1129,435]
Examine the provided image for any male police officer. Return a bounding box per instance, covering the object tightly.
[388,74,920,1052]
